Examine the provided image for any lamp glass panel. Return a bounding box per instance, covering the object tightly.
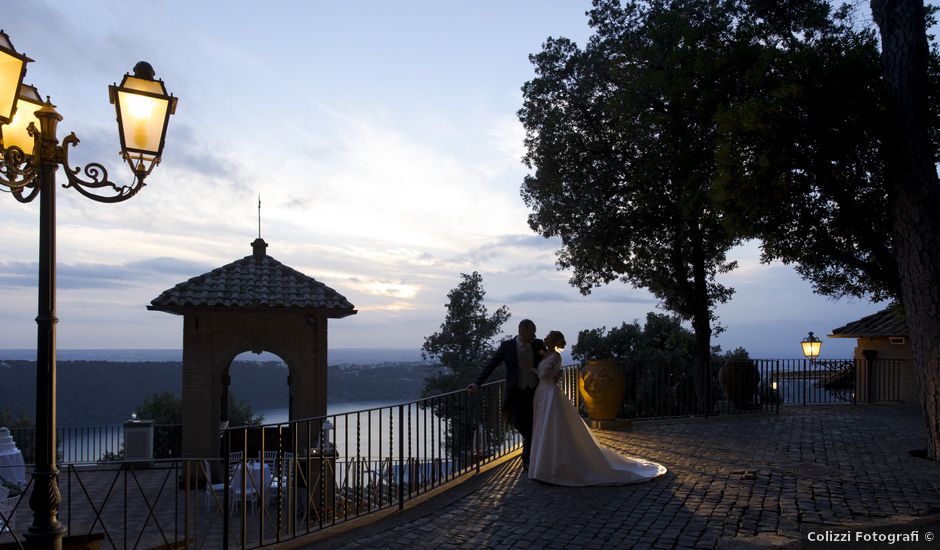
[0,97,41,154]
[122,75,165,95]
[0,51,24,122]
[117,89,168,155]
[800,340,821,358]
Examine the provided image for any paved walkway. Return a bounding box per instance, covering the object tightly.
[317,404,940,549]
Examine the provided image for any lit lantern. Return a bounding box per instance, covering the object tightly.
[800,331,821,360]
[0,30,31,125]
[0,83,42,155]
[109,61,177,177]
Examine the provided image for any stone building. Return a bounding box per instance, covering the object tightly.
[148,238,356,459]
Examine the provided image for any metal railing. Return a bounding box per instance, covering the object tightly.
[0,379,517,549]
[0,358,906,548]
[8,424,182,465]
[215,378,515,548]
[604,357,904,420]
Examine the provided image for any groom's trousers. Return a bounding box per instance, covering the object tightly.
[507,386,536,464]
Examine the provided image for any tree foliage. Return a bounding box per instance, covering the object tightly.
[421,271,511,396]
[133,391,262,459]
[714,0,916,302]
[135,391,263,428]
[520,0,748,410]
[572,313,753,417]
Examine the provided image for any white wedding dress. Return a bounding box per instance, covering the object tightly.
[528,353,667,486]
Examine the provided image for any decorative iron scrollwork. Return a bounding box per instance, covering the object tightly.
[60,132,146,203]
[0,144,38,195]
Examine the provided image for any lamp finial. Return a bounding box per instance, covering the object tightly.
[133,61,155,80]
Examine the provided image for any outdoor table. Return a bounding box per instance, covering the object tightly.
[0,449,25,488]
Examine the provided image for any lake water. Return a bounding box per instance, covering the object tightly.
[257,400,399,425]
[52,399,456,463]
[254,400,455,461]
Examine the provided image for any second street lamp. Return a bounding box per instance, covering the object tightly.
[0,30,177,550]
[1,82,41,154]
[801,331,822,365]
[0,30,31,124]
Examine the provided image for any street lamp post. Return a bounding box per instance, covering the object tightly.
[0,30,177,550]
[801,331,822,365]
[800,331,822,406]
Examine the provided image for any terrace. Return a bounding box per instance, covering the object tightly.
[2,358,935,549]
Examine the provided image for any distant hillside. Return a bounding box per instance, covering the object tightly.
[0,359,438,426]
[0,348,424,364]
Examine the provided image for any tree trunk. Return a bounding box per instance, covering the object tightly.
[872,0,940,460]
[691,228,713,415]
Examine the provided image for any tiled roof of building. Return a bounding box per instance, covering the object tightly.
[829,307,907,338]
[148,239,356,316]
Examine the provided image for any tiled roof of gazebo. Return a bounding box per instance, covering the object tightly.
[830,306,907,338]
[148,238,356,316]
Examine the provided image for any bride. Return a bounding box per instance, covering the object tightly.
[529,330,666,486]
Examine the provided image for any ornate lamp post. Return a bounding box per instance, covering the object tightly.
[800,331,822,365]
[0,30,177,550]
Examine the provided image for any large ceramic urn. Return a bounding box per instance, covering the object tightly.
[578,359,626,421]
[717,360,760,409]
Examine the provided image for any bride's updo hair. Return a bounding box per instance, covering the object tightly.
[544,330,566,351]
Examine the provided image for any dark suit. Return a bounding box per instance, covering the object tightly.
[475,337,546,464]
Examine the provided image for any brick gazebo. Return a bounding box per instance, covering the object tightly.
[148,238,356,459]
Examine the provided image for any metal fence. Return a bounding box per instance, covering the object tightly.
[0,358,906,548]
[0,379,518,549]
[7,359,904,465]
[8,424,182,465]
[604,357,904,419]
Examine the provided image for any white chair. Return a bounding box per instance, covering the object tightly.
[231,463,272,516]
[267,454,294,508]
[260,450,278,462]
[201,460,227,512]
[0,496,16,533]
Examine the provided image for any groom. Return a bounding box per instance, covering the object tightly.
[467,319,545,468]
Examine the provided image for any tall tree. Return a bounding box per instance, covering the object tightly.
[871,0,940,460]
[716,0,901,301]
[421,272,511,396]
[519,0,742,412]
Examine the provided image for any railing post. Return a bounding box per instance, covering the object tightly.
[802,359,807,406]
[222,429,230,550]
[182,460,190,550]
[397,404,404,511]
[477,388,483,473]
[775,362,780,415]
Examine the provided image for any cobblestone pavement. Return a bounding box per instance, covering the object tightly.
[316,404,940,549]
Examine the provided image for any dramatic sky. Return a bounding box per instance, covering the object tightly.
[0,1,886,358]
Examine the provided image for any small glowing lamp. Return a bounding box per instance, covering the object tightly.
[0,83,41,154]
[109,61,177,177]
[800,331,821,359]
[0,30,32,125]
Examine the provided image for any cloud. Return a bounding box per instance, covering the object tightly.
[352,279,421,299]
[505,291,574,302]
[590,292,656,304]
[164,124,251,189]
[448,233,561,267]
[504,288,654,305]
[0,258,213,290]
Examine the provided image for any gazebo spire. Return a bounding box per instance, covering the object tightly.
[252,194,267,259]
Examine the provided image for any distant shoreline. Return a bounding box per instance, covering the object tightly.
[0,348,427,365]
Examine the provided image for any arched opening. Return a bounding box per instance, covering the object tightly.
[223,350,292,428]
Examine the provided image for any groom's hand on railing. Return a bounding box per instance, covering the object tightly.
[466,383,479,393]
